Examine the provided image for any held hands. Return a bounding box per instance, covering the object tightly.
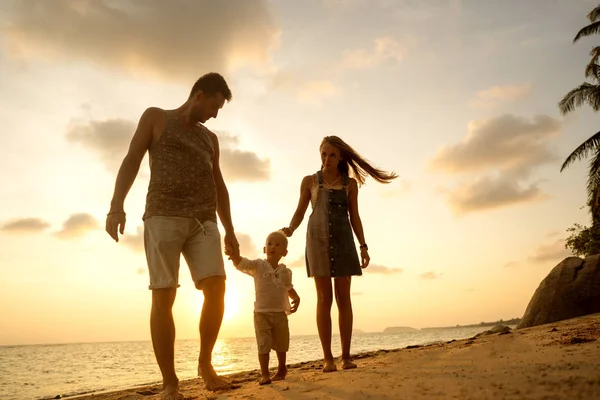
[224,240,241,264]
[224,231,240,258]
[360,247,370,268]
[105,210,126,242]
[281,226,294,237]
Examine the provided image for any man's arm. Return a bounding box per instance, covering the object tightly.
[209,131,239,258]
[105,107,157,242]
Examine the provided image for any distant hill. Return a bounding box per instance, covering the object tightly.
[353,329,366,335]
[421,317,522,330]
[383,326,418,333]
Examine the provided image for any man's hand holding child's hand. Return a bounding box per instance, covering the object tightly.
[224,243,241,264]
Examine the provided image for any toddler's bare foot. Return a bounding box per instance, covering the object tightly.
[341,358,357,370]
[272,366,287,381]
[259,375,272,385]
[322,359,337,373]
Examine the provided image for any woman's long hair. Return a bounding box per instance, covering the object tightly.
[321,136,398,186]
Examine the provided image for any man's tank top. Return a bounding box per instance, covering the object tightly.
[143,112,217,223]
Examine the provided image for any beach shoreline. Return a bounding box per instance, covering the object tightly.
[68,313,600,400]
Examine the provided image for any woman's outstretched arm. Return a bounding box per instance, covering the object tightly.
[283,175,312,237]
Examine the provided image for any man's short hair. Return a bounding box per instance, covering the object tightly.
[189,72,232,101]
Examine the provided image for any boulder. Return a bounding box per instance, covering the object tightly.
[473,325,511,338]
[517,255,600,329]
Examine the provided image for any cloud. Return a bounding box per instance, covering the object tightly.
[66,119,270,181]
[420,271,441,280]
[429,114,560,175]
[296,80,341,106]
[528,239,572,264]
[268,71,342,106]
[367,264,404,275]
[321,0,366,9]
[67,119,135,172]
[429,114,561,213]
[237,233,261,259]
[379,178,412,198]
[55,213,98,239]
[136,267,146,275]
[352,292,364,296]
[288,256,305,269]
[471,83,532,109]
[121,226,144,253]
[0,0,279,80]
[218,133,271,181]
[341,36,417,69]
[1,217,50,234]
[442,175,548,214]
[287,258,403,275]
[504,261,520,269]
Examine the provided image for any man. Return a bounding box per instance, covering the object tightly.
[105,72,240,398]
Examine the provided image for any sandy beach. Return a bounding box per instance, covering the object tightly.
[70,313,600,400]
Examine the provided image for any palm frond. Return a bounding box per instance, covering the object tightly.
[561,130,600,172]
[558,82,600,114]
[585,62,600,80]
[588,6,600,22]
[590,46,600,60]
[586,149,600,219]
[585,62,600,82]
[574,21,600,42]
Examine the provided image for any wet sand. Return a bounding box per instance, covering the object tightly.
[73,313,600,400]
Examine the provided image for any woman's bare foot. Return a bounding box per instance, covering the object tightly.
[259,375,272,385]
[341,358,357,370]
[272,366,287,381]
[322,359,337,373]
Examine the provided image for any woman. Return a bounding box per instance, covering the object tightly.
[282,135,397,372]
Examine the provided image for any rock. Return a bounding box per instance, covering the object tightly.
[517,255,600,329]
[474,325,511,338]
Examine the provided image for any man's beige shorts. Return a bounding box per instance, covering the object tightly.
[143,216,225,290]
[254,312,290,354]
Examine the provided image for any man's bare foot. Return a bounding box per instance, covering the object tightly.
[272,366,287,381]
[161,382,184,400]
[341,358,357,370]
[322,359,337,373]
[259,375,272,385]
[199,363,232,391]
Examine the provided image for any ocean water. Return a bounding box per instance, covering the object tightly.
[0,326,502,400]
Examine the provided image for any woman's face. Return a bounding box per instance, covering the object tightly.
[321,142,341,171]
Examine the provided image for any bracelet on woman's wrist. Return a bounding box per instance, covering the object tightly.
[359,243,368,251]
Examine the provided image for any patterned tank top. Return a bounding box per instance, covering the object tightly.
[143,112,217,223]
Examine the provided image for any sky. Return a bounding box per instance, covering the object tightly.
[0,0,598,346]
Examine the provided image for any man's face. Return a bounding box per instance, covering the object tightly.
[193,91,226,123]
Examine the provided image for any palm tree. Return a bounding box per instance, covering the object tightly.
[559,4,600,220]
